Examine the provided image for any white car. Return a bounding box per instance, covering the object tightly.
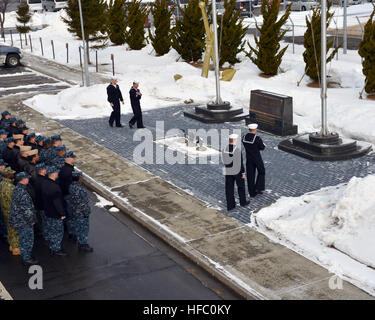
[287,0,318,11]
[27,0,43,12]
[42,0,67,12]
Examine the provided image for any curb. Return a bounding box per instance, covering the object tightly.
[80,171,266,301]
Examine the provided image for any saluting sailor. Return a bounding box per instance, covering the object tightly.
[242,123,266,198]
[222,134,249,211]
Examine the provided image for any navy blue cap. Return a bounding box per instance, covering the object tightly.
[0,129,7,135]
[35,162,47,171]
[55,146,67,152]
[15,172,31,181]
[5,137,14,144]
[64,151,76,159]
[20,126,29,131]
[51,135,62,141]
[35,135,44,142]
[43,137,51,144]
[27,133,36,139]
[46,166,59,174]
[1,111,10,117]
[15,120,24,125]
[9,118,16,124]
[0,159,8,166]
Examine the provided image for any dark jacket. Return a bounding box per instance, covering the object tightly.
[59,163,74,196]
[31,174,48,211]
[0,118,11,129]
[2,146,18,171]
[222,144,245,176]
[107,84,123,105]
[17,156,29,173]
[9,183,37,228]
[41,177,65,219]
[129,87,142,109]
[242,133,265,164]
[6,125,18,137]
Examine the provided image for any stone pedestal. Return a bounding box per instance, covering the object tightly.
[278,132,372,161]
[184,101,248,124]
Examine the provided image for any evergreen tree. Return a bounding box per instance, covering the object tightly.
[172,0,205,62]
[107,0,127,45]
[303,3,339,82]
[16,1,32,35]
[246,0,291,75]
[358,5,375,94]
[62,0,108,64]
[148,0,172,56]
[218,0,248,66]
[124,0,148,50]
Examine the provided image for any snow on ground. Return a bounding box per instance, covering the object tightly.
[253,174,375,296]
[94,192,113,208]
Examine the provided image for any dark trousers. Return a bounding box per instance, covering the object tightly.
[129,105,143,128]
[109,102,121,126]
[225,174,247,210]
[246,160,265,196]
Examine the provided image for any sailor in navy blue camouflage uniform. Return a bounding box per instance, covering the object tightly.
[0,159,8,242]
[0,111,12,129]
[42,166,68,256]
[0,129,8,156]
[9,172,38,265]
[68,171,93,252]
[39,138,54,165]
[6,118,18,137]
[35,136,44,152]
[25,133,38,150]
[51,146,67,170]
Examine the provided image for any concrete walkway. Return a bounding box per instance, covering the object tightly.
[1,92,373,300]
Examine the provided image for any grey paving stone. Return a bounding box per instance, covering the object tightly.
[58,105,375,224]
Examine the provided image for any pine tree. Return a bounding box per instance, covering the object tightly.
[148,0,172,56]
[16,1,32,35]
[303,3,339,82]
[218,0,248,66]
[172,0,205,62]
[62,0,108,64]
[107,0,127,45]
[124,0,148,50]
[358,5,375,94]
[246,0,291,75]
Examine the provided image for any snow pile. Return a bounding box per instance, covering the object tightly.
[94,193,113,208]
[254,174,375,296]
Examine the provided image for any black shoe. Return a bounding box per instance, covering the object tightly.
[249,192,257,198]
[227,206,236,211]
[137,126,146,129]
[240,201,250,207]
[129,122,134,129]
[116,124,124,128]
[109,122,113,127]
[50,249,68,256]
[23,258,39,266]
[78,244,94,253]
[255,190,264,195]
[68,234,77,242]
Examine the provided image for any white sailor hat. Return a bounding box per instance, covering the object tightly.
[229,134,239,139]
[133,80,139,84]
[111,76,117,80]
[248,123,258,130]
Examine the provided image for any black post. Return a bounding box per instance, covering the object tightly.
[66,43,69,64]
[29,34,33,52]
[19,33,23,49]
[51,40,55,59]
[10,30,13,46]
[111,54,114,76]
[79,46,82,68]
[40,37,44,56]
[95,50,98,72]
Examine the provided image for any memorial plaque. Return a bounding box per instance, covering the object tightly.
[246,89,298,136]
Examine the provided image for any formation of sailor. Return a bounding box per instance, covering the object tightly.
[223,124,266,211]
[0,110,94,266]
